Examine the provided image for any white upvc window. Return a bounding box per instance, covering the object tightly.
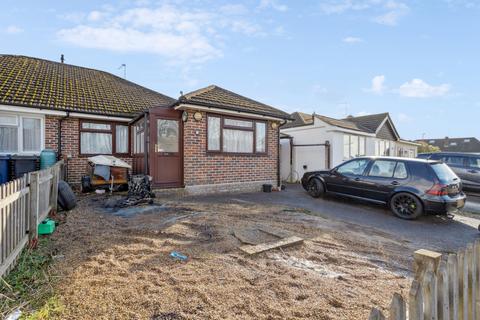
[343,134,366,160]
[375,139,392,156]
[0,112,44,154]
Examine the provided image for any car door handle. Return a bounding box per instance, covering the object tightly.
[354,177,361,181]
[468,170,479,174]
[391,181,399,186]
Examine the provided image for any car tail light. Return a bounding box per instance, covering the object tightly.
[427,183,449,196]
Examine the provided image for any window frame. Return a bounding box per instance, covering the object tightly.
[206,114,268,155]
[343,134,367,160]
[367,160,409,180]
[79,119,130,156]
[0,112,45,155]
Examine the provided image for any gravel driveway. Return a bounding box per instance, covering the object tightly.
[186,183,480,253]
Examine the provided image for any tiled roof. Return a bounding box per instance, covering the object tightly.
[281,112,314,129]
[342,113,389,133]
[0,55,175,117]
[315,114,370,132]
[181,85,291,119]
[416,137,480,153]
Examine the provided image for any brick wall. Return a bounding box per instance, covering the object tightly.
[45,115,132,186]
[183,110,279,191]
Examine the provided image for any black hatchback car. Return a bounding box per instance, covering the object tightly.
[301,157,466,219]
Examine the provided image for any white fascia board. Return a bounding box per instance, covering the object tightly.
[0,104,132,122]
[175,103,285,122]
[69,112,131,122]
[280,125,319,133]
[326,128,375,137]
[0,104,66,116]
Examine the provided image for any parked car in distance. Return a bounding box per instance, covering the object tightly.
[417,152,480,192]
[301,157,466,220]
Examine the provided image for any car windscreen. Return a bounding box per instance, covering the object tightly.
[431,163,458,183]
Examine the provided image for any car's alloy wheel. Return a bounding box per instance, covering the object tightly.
[308,179,324,198]
[390,192,423,220]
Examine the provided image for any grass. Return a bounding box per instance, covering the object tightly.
[0,237,64,319]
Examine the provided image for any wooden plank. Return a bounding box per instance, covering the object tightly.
[409,280,423,320]
[38,174,53,184]
[0,235,28,277]
[467,243,476,320]
[422,270,438,320]
[448,253,459,320]
[459,249,467,320]
[29,171,39,242]
[389,293,406,320]
[239,236,304,255]
[437,260,450,320]
[0,187,29,209]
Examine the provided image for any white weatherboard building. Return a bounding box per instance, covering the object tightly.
[280,112,419,182]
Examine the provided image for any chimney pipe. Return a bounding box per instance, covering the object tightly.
[60,54,65,63]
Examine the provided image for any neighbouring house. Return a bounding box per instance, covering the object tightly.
[130,85,291,193]
[416,137,480,153]
[0,55,291,193]
[280,112,419,182]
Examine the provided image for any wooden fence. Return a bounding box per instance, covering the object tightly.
[369,241,480,320]
[0,161,63,277]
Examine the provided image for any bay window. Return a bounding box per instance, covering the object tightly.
[207,115,267,154]
[0,113,43,154]
[343,134,366,160]
[80,121,129,155]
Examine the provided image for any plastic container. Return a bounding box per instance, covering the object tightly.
[0,155,10,184]
[262,184,272,192]
[40,149,57,169]
[11,155,38,179]
[38,218,56,235]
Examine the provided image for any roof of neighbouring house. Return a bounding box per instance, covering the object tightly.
[314,114,371,132]
[180,85,291,120]
[416,137,480,152]
[341,112,390,133]
[0,55,176,117]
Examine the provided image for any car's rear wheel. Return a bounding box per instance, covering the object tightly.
[307,178,325,198]
[390,192,423,220]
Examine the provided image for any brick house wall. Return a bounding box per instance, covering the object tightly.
[44,115,132,187]
[182,110,279,193]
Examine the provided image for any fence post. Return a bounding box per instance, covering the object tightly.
[28,171,39,244]
[389,293,406,320]
[409,280,423,320]
[466,243,476,320]
[50,163,60,214]
[437,260,450,320]
[414,249,442,280]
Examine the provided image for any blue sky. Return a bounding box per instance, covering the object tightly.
[1,0,479,140]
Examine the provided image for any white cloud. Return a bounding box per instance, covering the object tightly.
[373,1,409,26]
[87,10,104,22]
[369,75,386,94]
[258,0,288,12]
[398,79,450,98]
[4,25,24,34]
[58,4,276,65]
[320,0,409,26]
[342,36,363,43]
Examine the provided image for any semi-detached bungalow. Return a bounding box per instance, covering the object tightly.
[280,112,419,182]
[0,55,291,193]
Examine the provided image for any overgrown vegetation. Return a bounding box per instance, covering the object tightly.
[0,237,64,319]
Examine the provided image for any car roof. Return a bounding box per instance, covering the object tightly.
[355,156,439,164]
[418,152,480,157]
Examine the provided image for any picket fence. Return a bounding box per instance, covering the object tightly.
[0,160,63,277]
[370,241,480,320]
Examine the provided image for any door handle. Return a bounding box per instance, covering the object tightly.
[391,181,399,186]
[468,170,479,174]
[354,177,361,182]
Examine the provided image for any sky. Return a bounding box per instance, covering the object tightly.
[1,0,479,140]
